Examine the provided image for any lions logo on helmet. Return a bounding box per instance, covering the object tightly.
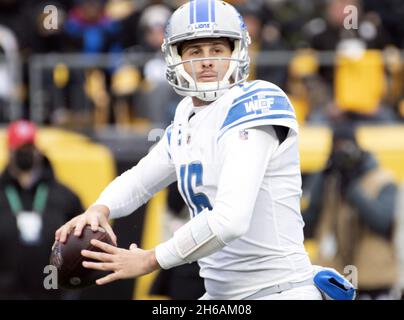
[162,0,251,102]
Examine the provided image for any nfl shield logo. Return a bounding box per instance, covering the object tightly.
[239,129,249,140]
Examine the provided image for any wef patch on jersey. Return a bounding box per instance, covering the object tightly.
[244,97,275,113]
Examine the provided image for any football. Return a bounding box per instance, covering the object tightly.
[50,225,115,289]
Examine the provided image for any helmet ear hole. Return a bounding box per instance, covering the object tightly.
[177,42,185,56]
[229,40,235,52]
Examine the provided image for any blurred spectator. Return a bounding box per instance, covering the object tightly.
[0,120,83,299]
[286,49,332,123]
[261,0,324,49]
[105,0,145,50]
[363,0,404,49]
[301,0,400,123]
[306,0,391,85]
[308,0,390,52]
[138,4,171,82]
[383,46,404,121]
[0,0,35,57]
[59,0,126,127]
[101,1,150,127]
[302,123,399,299]
[0,1,71,123]
[132,3,179,125]
[0,0,35,119]
[63,0,122,53]
[110,64,141,127]
[0,25,19,122]
[236,3,288,87]
[333,46,395,122]
[0,0,72,54]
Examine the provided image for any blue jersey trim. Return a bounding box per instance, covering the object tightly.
[221,95,294,129]
[217,114,296,142]
[166,124,173,159]
[239,80,261,92]
[166,124,173,147]
[232,87,282,105]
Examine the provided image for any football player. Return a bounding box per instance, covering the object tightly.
[56,0,322,299]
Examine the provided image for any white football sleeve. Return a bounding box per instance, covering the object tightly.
[156,126,280,269]
[93,128,176,219]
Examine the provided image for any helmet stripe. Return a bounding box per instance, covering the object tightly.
[210,0,215,23]
[196,0,210,23]
[190,0,195,24]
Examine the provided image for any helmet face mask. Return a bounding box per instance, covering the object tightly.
[162,0,251,102]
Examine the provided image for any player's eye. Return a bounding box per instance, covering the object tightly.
[212,47,224,55]
[189,49,200,56]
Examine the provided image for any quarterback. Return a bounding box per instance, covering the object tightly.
[56,0,324,299]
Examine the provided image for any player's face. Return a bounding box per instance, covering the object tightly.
[180,38,232,83]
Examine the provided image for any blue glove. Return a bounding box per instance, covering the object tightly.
[313,266,356,300]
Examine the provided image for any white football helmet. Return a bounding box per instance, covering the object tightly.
[162,0,251,101]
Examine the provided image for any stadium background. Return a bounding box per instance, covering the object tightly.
[0,0,404,299]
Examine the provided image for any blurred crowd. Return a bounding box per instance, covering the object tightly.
[0,0,404,127]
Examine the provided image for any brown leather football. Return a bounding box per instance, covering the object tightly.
[50,225,115,289]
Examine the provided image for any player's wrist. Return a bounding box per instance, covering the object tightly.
[89,204,111,219]
[145,249,161,273]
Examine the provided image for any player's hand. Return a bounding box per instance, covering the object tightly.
[81,240,161,285]
[55,205,117,246]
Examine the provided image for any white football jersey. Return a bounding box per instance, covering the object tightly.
[166,80,313,299]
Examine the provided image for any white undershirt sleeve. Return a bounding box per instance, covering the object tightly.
[155,126,280,269]
[93,129,176,219]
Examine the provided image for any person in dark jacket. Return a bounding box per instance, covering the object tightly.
[302,123,399,299]
[0,120,83,299]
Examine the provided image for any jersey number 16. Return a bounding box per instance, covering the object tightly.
[179,162,212,217]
